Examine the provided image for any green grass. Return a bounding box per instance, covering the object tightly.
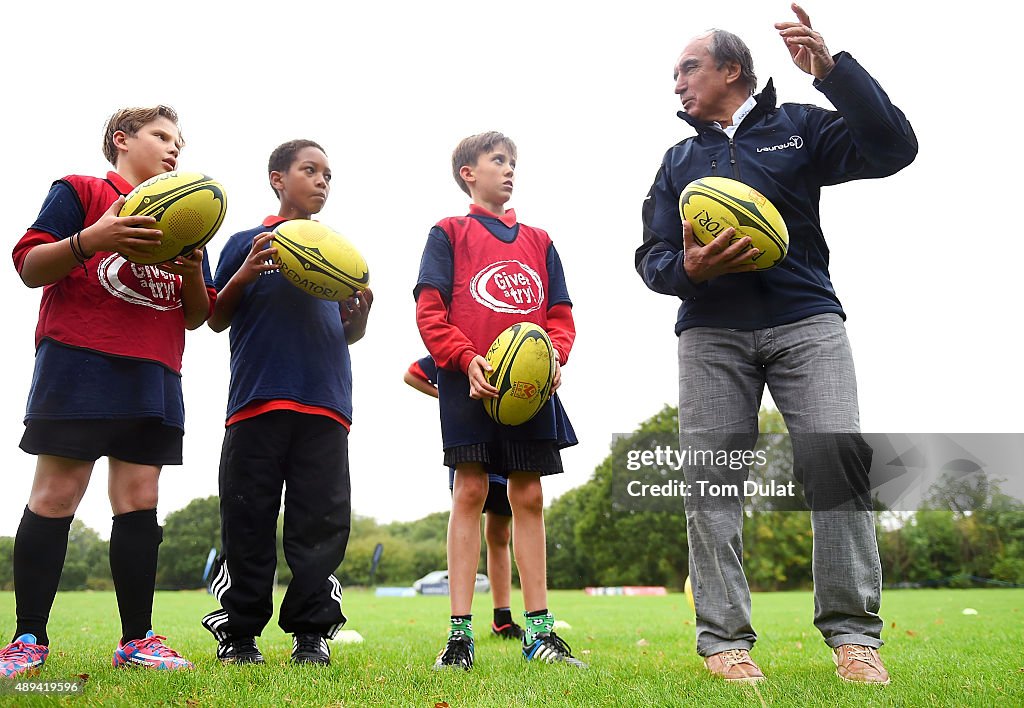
[0,588,1021,706]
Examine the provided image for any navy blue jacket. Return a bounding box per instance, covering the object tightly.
[636,52,918,333]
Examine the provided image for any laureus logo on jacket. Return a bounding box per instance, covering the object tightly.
[97,254,182,311]
[470,259,545,314]
[757,135,804,153]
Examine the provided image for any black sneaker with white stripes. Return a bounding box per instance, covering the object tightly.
[201,610,263,665]
[217,636,264,665]
[292,633,330,665]
[522,631,587,668]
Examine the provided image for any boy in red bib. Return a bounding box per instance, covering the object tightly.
[415,132,583,669]
[2,105,211,677]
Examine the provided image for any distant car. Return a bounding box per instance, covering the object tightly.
[413,570,490,595]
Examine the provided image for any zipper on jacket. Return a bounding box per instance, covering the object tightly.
[729,138,741,180]
[710,159,718,176]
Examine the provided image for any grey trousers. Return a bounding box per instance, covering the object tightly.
[677,313,883,656]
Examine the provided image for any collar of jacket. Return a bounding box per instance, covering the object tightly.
[676,78,777,134]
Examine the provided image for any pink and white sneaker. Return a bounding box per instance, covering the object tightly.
[112,630,193,670]
[0,634,48,677]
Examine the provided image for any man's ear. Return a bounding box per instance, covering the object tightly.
[724,61,743,86]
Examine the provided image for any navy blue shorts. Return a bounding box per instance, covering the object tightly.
[20,417,184,465]
[437,367,576,480]
[436,368,577,449]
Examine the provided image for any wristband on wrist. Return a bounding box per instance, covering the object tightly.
[68,231,88,267]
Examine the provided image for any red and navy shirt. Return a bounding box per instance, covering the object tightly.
[414,204,575,374]
[13,172,215,373]
[414,206,578,451]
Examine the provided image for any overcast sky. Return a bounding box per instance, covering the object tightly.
[1,1,1020,539]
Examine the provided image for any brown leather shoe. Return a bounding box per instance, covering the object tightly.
[704,648,765,683]
[833,644,890,685]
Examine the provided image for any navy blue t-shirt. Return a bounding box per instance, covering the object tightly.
[214,219,353,422]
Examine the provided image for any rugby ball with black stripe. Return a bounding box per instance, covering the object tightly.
[119,171,227,265]
[679,176,789,269]
[484,322,555,426]
[271,219,369,301]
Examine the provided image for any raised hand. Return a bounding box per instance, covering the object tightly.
[774,3,835,81]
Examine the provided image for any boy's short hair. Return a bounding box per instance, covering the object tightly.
[452,131,518,196]
[268,139,326,198]
[102,105,183,167]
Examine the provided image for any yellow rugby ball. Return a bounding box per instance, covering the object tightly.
[678,176,789,270]
[119,171,227,265]
[483,322,555,426]
[684,575,695,613]
[271,219,369,301]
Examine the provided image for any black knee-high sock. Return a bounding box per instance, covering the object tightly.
[109,509,161,642]
[13,507,74,646]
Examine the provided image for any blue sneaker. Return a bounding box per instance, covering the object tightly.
[0,634,48,677]
[523,631,587,668]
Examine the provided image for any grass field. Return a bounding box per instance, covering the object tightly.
[0,588,1020,707]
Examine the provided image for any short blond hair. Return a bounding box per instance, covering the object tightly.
[102,105,183,166]
[451,131,517,196]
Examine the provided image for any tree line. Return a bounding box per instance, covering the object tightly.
[1,407,1020,591]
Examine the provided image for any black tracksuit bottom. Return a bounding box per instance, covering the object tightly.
[202,410,351,640]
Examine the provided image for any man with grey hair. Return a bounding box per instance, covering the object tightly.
[636,4,916,685]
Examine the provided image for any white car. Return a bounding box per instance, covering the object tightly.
[413,570,490,595]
